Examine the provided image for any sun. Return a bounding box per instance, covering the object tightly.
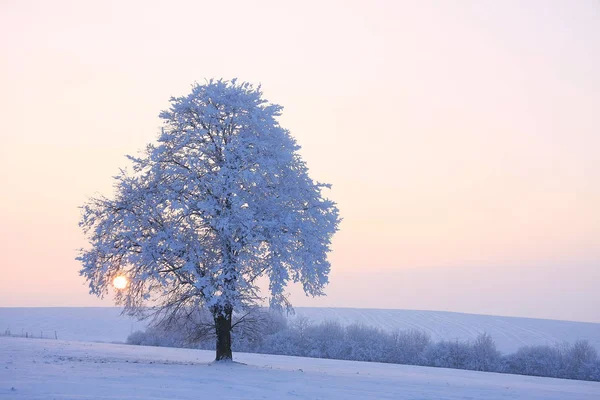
[112,276,128,290]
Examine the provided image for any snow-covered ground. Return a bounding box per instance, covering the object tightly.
[1,337,599,400]
[1,307,599,353]
[0,307,146,343]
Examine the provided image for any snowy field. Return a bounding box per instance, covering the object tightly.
[0,308,146,343]
[1,307,599,353]
[294,308,600,353]
[1,337,599,400]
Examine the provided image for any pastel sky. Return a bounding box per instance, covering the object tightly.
[1,1,599,322]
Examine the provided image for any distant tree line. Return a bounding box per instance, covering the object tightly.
[127,311,600,382]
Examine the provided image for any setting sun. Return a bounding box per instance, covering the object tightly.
[112,276,128,290]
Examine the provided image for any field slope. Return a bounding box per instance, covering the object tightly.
[1,337,599,400]
[294,307,600,353]
[1,307,599,353]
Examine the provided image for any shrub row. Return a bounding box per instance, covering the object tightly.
[127,312,600,382]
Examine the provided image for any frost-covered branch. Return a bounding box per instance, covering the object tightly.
[78,79,340,360]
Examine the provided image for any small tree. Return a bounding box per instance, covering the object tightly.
[78,79,340,361]
[391,329,431,365]
[564,340,598,381]
[469,332,500,372]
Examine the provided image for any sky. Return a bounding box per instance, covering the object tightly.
[1,0,599,322]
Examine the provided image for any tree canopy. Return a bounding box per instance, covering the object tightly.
[78,79,340,360]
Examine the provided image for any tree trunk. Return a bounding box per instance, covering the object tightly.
[214,309,233,361]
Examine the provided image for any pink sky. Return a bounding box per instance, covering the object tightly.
[1,0,599,322]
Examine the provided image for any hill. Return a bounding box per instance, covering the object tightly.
[293,308,600,353]
[1,307,599,353]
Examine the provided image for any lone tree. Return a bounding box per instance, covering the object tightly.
[78,79,340,361]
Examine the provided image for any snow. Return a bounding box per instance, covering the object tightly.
[1,337,598,399]
[0,308,146,343]
[293,308,600,353]
[2,307,598,353]
[79,79,340,319]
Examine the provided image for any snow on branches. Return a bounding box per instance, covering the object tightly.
[78,79,340,324]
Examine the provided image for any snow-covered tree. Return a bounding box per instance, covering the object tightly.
[78,79,340,361]
[468,332,500,372]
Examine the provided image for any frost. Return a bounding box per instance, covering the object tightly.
[77,79,340,356]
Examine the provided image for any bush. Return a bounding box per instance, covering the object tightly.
[563,340,598,381]
[344,323,392,362]
[425,340,472,369]
[126,312,599,382]
[469,333,501,372]
[305,321,348,359]
[502,345,562,378]
[391,329,431,365]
